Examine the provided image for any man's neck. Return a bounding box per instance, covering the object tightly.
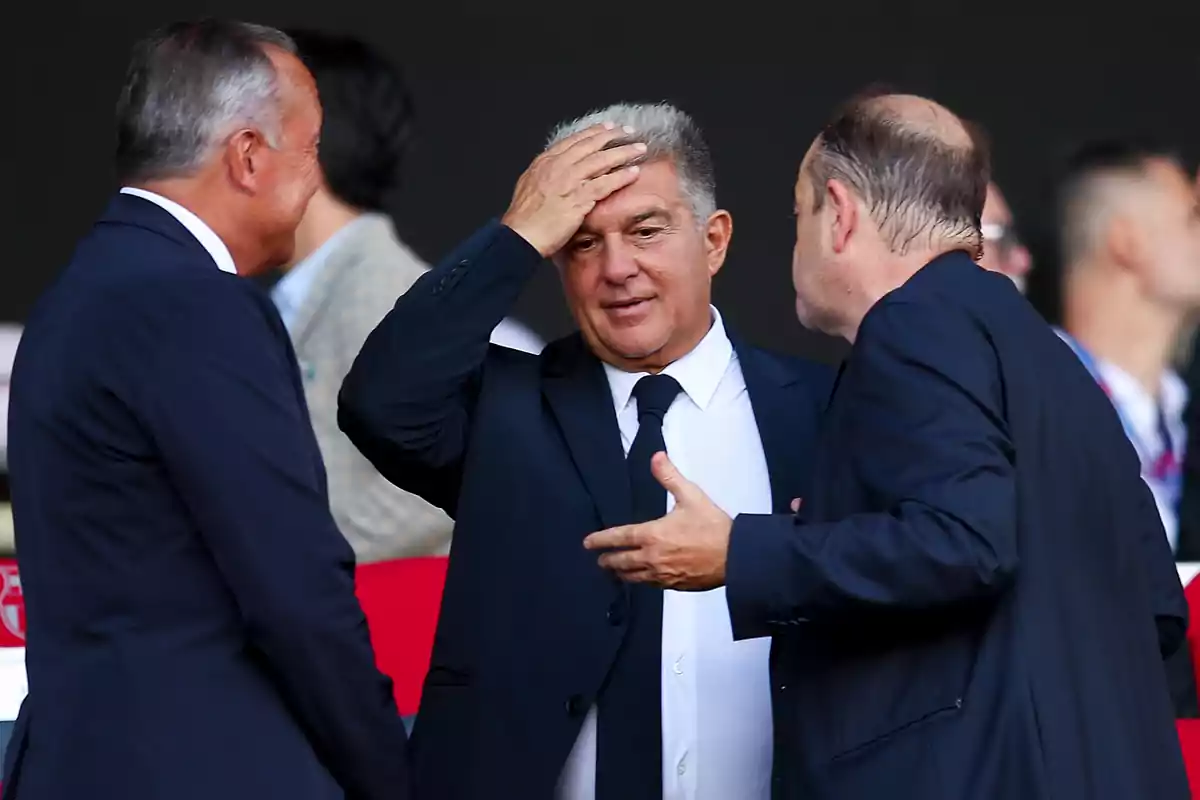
[287,191,363,270]
[1063,269,1183,399]
[840,244,961,343]
[133,177,262,274]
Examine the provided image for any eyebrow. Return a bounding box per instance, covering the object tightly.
[629,210,670,225]
[574,209,672,236]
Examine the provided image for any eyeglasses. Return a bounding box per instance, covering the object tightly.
[982,222,1024,257]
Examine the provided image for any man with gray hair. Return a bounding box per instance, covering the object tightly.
[583,92,1190,798]
[4,19,411,800]
[339,103,833,798]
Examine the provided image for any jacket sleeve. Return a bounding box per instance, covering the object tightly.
[135,273,411,800]
[338,221,544,517]
[726,298,1018,637]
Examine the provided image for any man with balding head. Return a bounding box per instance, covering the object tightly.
[1057,140,1200,555]
[585,93,1189,798]
[5,20,410,800]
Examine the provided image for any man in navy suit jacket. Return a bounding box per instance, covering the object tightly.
[586,93,1190,798]
[339,104,833,799]
[3,20,410,800]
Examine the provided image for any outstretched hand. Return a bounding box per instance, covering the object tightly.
[500,122,646,258]
[583,452,732,591]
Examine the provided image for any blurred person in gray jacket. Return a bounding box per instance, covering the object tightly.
[276,30,542,563]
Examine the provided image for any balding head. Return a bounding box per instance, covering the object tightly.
[790,91,992,340]
[804,91,990,256]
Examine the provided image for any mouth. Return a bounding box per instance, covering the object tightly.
[601,297,655,319]
[602,297,654,310]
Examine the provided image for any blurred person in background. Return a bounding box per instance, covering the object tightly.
[1056,140,1200,557]
[1055,140,1200,717]
[3,20,410,800]
[583,93,1189,799]
[979,181,1033,292]
[276,29,459,562]
[339,104,834,799]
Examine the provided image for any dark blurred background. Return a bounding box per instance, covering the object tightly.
[3,1,1199,362]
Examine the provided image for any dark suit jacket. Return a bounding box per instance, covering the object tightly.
[725,251,1190,799]
[338,220,834,799]
[2,194,410,800]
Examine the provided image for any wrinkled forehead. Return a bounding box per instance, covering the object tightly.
[578,159,689,232]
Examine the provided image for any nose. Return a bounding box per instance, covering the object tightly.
[599,239,640,284]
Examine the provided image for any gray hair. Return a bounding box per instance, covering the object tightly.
[114,19,296,183]
[545,102,717,224]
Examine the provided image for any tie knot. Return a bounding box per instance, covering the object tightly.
[632,374,682,422]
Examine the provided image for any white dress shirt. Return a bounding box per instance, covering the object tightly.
[558,308,774,800]
[119,187,237,275]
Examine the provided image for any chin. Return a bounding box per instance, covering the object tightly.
[602,332,668,363]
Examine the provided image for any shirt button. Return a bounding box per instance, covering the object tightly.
[677,758,687,776]
[565,695,587,716]
[672,658,683,675]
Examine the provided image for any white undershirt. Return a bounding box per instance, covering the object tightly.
[119,187,238,275]
[557,308,774,800]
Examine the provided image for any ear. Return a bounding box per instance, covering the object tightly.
[223,128,270,193]
[1106,214,1146,275]
[703,209,733,277]
[826,178,859,254]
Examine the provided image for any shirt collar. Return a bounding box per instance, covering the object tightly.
[1054,327,1187,426]
[1095,359,1187,426]
[119,187,237,275]
[602,306,734,415]
[272,215,370,322]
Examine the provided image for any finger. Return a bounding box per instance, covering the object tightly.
[581,166,641,205]
[542,121,618,159]
[571,142,648,182]
[790,497,802,513]
[597,548,650,573]
[651,452,704,507]
[583,523,644,551]
[559,123,638,166]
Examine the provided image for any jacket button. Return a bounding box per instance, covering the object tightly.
[606,600,625,626]
[565,694,587,716]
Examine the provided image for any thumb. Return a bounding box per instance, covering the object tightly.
[651,452,700,506]
[790,497,803,513]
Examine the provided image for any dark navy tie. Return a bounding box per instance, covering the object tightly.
[596,373,682,800]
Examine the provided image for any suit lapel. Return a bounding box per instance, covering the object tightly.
[542,335,633,529]
[735,340,816,514]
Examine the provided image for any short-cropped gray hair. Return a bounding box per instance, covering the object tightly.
[546,102,717,224]
[114,19,296,183]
